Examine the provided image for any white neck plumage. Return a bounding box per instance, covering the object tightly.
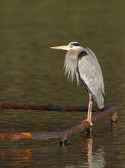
[64,49,80,84]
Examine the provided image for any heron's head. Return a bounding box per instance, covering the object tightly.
[50,42,82,84]
[50,41,81,52]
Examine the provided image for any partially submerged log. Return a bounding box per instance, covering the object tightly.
[0,106,117,144]
[0,102,116,113]
[0,102,91,112]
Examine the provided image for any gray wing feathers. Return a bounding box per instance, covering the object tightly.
[78,47,105,109]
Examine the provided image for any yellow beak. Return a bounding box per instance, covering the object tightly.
[50,45,70,51]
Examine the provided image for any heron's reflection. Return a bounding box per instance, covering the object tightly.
[85,136,105,168]
[86,137,93,168]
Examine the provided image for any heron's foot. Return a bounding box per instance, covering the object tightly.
[82,119,93,127]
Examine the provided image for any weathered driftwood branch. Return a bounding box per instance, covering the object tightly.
[0,106,117,143]
[0,133,32,141]
[58,106,118,145]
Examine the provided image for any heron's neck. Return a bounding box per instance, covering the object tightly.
[64,50,79,84]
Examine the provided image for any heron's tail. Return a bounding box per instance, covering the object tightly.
[93,91,105,109]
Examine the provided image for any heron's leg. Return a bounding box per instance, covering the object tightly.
[87,93,93,126]
[82,93,93,127]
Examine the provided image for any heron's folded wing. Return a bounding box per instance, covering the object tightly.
[77,48,105,99]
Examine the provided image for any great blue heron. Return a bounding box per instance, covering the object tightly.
[50,42,105,126]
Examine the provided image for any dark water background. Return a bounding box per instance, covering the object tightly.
[0,0,124,167]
